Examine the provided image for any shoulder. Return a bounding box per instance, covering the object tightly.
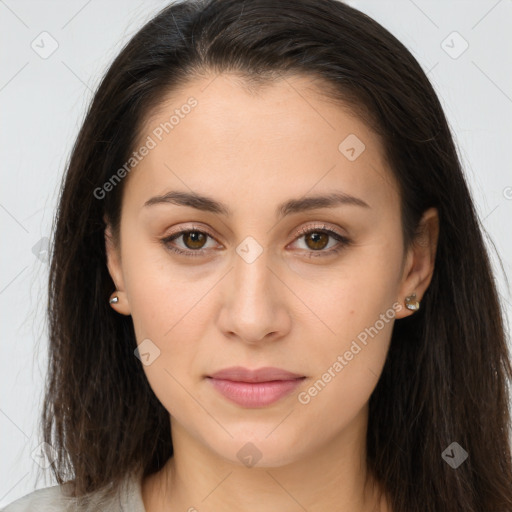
[1,471,145,512]
[1,484,70,512]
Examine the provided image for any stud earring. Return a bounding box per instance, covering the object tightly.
[404,293,420,311]
[109,293,119,304]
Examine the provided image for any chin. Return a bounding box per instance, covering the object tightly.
[209,430,308,469]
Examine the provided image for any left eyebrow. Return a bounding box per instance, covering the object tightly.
[142,190,370,218]
[276,192,370,218]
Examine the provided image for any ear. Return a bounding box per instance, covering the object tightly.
[395,207,439,319]
[104,215,131,316]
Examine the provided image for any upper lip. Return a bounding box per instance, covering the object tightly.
[208,366,305,383]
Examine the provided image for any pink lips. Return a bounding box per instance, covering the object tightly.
[207,366,305,408]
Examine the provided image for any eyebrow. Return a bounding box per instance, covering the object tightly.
[143,190,370,218]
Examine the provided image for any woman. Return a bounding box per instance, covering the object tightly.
[3,0,511,511]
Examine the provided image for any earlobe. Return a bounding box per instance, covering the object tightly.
[395,207,439,319]
[108,290,131,316]
[104,218,131,316]
[404,292,420,311]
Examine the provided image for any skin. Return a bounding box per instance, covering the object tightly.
[105,72,439,512]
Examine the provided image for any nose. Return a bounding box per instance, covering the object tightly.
[216,245,292,345]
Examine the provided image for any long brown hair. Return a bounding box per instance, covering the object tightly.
[41,0,512,510]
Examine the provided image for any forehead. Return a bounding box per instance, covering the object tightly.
[124,73,398,214]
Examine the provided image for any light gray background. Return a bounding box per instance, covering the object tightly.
[1,0,511,506]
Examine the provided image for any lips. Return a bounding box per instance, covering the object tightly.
[207,366,306,407]
[208,366,304,383]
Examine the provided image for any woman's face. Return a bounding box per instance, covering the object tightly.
[106,73,437,467]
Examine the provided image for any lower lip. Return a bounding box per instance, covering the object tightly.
[208,377,304,407]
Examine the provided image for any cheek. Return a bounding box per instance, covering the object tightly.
[126,268,210,365]
[120,255,208,422]
[286,248,401,349]
[121,238,204,337]
[287,244,401,410]
[124,259,211,419]
[295,301,395,432]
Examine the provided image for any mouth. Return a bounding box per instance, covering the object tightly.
[206,366,306,408]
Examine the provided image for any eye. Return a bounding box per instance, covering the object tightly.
[161,224,351,258]
[161,226,220,257]
[289,224,351,258]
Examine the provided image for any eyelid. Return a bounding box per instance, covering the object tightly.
[292,223,346,240]
[164,223,216,240]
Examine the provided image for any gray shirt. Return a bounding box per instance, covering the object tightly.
[0,471,146,512]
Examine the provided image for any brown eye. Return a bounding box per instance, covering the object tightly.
[162,228,219,257]
[304,232,329,250]
[291,225,351,258]
[162,225,350,259]
[182,231,208,249]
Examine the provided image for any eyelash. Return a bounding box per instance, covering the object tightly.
[161,224,351,259]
